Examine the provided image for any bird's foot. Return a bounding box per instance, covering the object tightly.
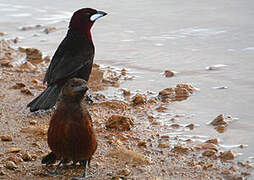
[40,168,63,177]
[85,95,93,104]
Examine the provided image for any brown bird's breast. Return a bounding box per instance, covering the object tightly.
[48,105,97,161]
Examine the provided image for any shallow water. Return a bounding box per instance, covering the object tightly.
[1,0,254,160]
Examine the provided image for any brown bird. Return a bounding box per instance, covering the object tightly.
[27,8,107,112]
[44,78,97,179]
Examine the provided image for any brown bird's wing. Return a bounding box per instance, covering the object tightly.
[43,36,93,85]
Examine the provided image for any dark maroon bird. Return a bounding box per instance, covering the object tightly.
[44,78,97,179]
[27,8,107,112]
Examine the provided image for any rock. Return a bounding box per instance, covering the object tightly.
[201,143,218,151]
[121,68,127,75]
[159,88,175,99]
[220,150,235,162]
[1,60,11,67]
[172,145,190,155]
[176,84,198,93]
[43,55,51,63]
[1,135,12,141]
[22,152,32,161]
[7,147,21,153]
[158,142,170,148]
[10,82,26,89]
[5,161,17,170]
[43,27,57,34]
[210,114,232,126]
[20,62,37,71]
[156,105,167,112]
[186,123,194,130]
[174,87,190,101]
[171,124,180,129]
[205,138,218,145]
[119,168,131,176]
[132,93,147,105]
[121,89,130,96]
[20,87,33,96]
[164,70,175,78]
[137,141,147,149]
[0,32,4,36]
[24,48,43,64]
[216,125,227,133]
[29,120,37,125]
[202,150,216,157]
[107,148,150,165]
[106,115,134,131]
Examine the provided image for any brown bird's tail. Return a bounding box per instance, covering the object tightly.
[27,84,61,112]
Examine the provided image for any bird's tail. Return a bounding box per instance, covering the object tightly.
[27,84,61,112]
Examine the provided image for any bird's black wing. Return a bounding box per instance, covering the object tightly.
[43,36,93,85]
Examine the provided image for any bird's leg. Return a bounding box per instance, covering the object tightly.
[41,159,64,177]
[71,160,92,180]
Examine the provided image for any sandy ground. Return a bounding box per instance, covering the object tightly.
[0,39,253,180]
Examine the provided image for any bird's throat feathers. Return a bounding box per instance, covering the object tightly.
[69,20,94,41]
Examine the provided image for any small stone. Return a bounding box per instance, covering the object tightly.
[31,79,40,84]
[0,169,6,176]
[156,105,167,112]
[210,114,232,126]
[29,120,37,125]
[1,135,12,141]
[172,145,190,155]
[20,62,37,71]
[25,48,43,63]
[106,115,134,131]
[201,143,218,151]
[7,147,21,153]
[202,163,213,170]
[43,27,57,34]
[5,161,17,170]
[216,125,227,133]
[205,138,218,145]
[132,93,147,105]
[121,68,127,76]
[0,32,4,36]
[171,124,180,129]
[43,56,51,63]
[119,168,131,176]
[186,123,194,130]
[1,60,11,67]
[202,150,216,157]
[158,142,170,148]
[137,141,147,149]
[22,152,32,161]
[10,82,26,89]
[164,70,175,78]
[176,84,198,93]
[174,87,190,100]
[220,150,235,162]
[20,87,33,95]
[121,89,130,96]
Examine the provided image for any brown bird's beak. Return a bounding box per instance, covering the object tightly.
[90,11,107,21]
[73,84,89,93]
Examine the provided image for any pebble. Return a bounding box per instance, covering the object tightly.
[220,150,235,162]
[7,147,21,153]
[1,60,11,67]
[205,138,218,145]
[121,68,127,76]
[43,27,56,34]
[5,161,17,170]
[210,114,232,126]
[29,120,37,125]
[186,123,194,130]
[20,87,33,96]
[132,93,147,105]
[106,115,134,131]
[202,150,217,157]
[1,135,12,141]
[158,142,170,148]
[172,145,190,155]
[137,141,147,149]
[121,89,130,96]
[119,168,131,176]
[22,152,32,161]
[164,70,175,78]
[43,56,51,63]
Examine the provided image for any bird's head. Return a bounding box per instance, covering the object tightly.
[69,8,107,33]
[61,78,89,100]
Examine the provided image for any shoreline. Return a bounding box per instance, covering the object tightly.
[0,38,253,179]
